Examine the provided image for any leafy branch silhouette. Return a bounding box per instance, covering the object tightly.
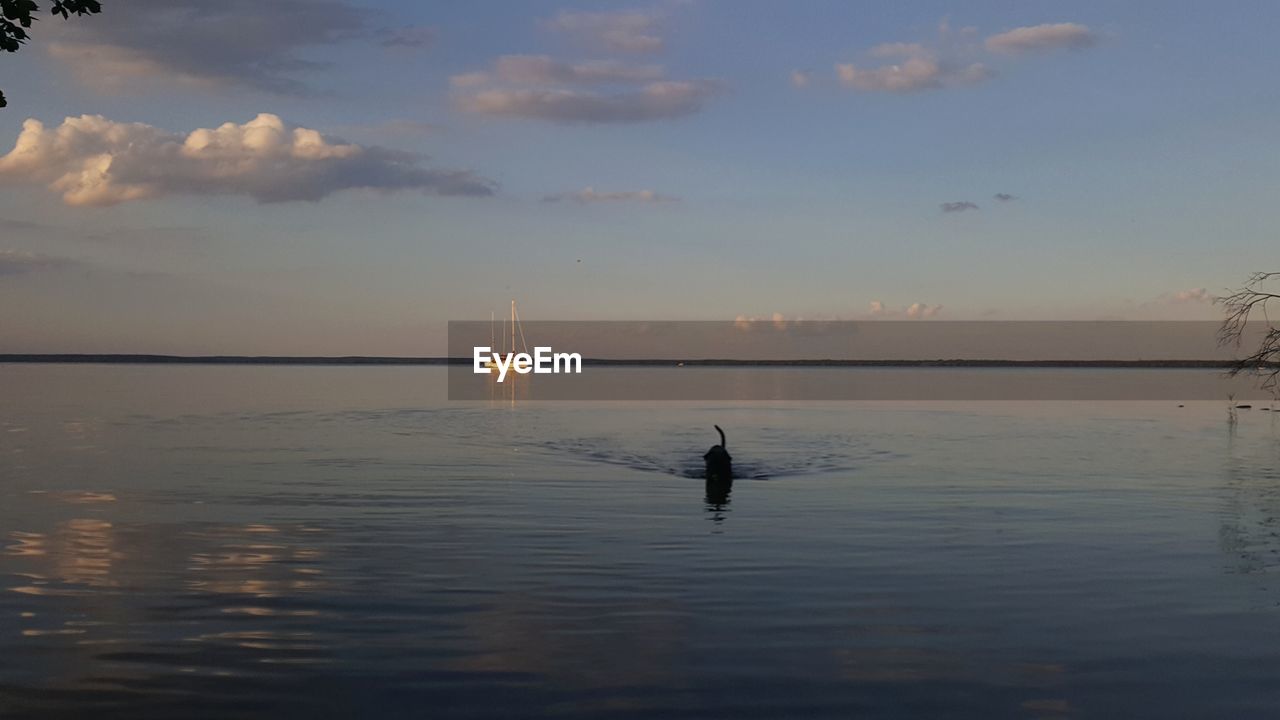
[1,0,102,108]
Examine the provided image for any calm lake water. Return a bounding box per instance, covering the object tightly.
[3,364,1280,718]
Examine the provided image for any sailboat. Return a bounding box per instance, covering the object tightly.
[484,300,528,369]
[485,310,498,369]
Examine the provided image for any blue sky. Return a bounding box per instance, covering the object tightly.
[0,0,1276,354]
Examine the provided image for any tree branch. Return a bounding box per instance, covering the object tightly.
[1,0,102,108]
[1218,272,1280,395]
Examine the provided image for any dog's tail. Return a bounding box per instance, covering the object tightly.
[714,424,726,448]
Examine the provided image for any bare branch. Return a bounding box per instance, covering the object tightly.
[1217,271,1280,394]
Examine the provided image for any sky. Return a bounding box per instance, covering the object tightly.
[0,0,1276,355]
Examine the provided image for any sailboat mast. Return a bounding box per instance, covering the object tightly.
[511,300,516,357]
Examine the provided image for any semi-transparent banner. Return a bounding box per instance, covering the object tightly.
[447,321,1278,400]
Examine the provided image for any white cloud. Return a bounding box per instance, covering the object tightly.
[836,57,931,92]
[868,301,943,319]
[906,302,943,319]
[1131,287,1219,319]
[457,80,720,124]
[790,70,811,88]
[985,23,1096,54]
[450,72,492,89]
[1171,288,1212,304]
[826,19,1094,95]
[457,6,713,124]
[733,312,793,330]
[546,9,666,54]
[941,201,979,213]
[836,46,990,93]
[543,187,678,204]
[45,43,207,92]
[0,113,496,207]
[454,56,665,87]
[868,42,930,59]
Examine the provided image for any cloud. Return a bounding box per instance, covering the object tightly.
[940,201,979,213]
[825,19,1094,95]
[457,80,720,124]
[836,47,990,92]
[905,302,943,319]
[458,7,712,124]
[1171,288,1212,304]
[543,187,678,204]
[868,42,931,59]
[456,55,665,86]
[0,113,496,207]
[790,70,811,88]
[546,9,665,54]
[868,300,943,319]
[985,23,1096,54]
[994,193,1016,201]
[0,250,79,277]
[1135,288,1218,318]
[44,0,365,94]
[450,72,492,89]
[380,25,437,50]
[734,312,792,331]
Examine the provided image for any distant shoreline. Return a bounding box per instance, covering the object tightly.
[0,354,1262,369]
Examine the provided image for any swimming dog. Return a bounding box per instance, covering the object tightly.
[704,425,732,481]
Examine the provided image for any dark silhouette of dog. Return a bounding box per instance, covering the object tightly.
[704,425,733,506]
[704,425,732,481]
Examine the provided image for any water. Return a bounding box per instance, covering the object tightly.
[2,364,1280,718]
